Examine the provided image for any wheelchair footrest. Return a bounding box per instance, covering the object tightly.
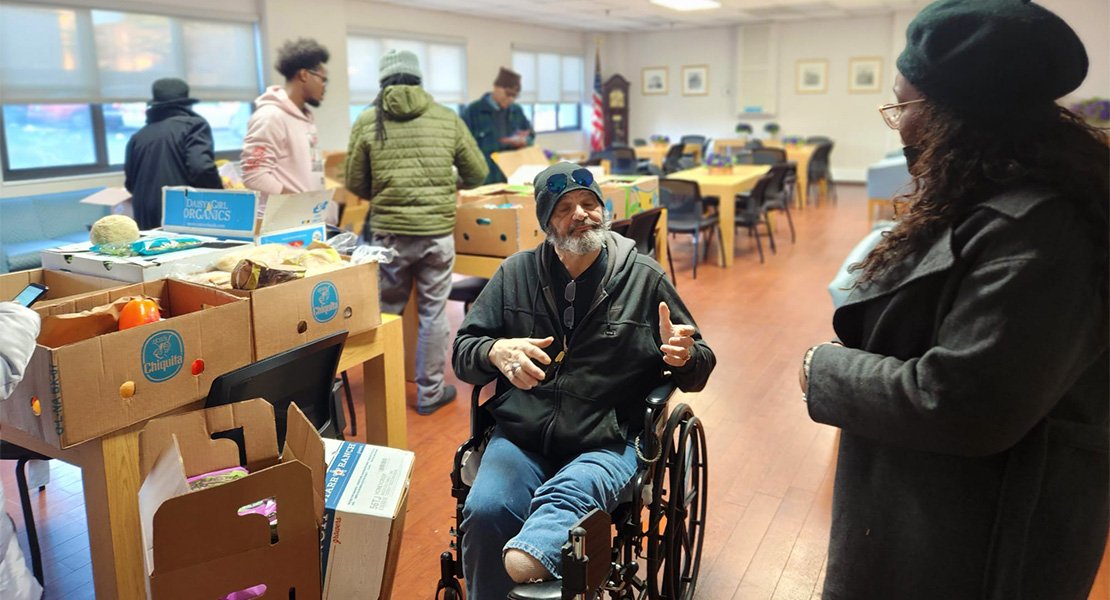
[507,580,562,600]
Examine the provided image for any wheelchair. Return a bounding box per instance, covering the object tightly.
[434,378,709,600]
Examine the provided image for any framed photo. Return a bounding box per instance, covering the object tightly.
[641,67,668,95]
[849,57,883,93]
[681,65,709,96]
[796,59,828,94]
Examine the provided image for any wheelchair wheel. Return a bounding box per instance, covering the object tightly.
[645,404,708,600]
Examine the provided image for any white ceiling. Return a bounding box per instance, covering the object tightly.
[369,0,928,32]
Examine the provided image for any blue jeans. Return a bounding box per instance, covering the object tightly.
[371,232,454,407]
[461,427,639,600]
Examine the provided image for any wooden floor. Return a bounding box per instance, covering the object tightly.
[3,184,1107,599]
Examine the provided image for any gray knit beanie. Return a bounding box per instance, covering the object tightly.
[379,49,422,81]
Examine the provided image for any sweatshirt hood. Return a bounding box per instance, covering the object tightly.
[254,86,311,122]
[380,85,432,120]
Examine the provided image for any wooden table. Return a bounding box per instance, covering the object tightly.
[401,211,671,379]
[636,144,669,168]
[552,149,588,163]
[667,165,770,268]
[714,139,819,208]
[0,315,408,599]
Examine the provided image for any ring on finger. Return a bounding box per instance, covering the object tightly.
[509,361,521,375]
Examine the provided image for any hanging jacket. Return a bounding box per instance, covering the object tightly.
[241,86,325,210]
[123,104,222,229]
[453,233,716,459]
[461,93,534,184]
[346,85,488,236]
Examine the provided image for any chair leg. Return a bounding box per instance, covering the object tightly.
[765,216,777,254]
[15,458,44,586]
[752,226,765,263]
[691,233,699,279]
[341,371,357,437]
[784,207,796,243]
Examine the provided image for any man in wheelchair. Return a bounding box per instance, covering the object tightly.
[451,162,716,599]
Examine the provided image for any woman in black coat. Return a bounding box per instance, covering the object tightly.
[800,1,1109,598]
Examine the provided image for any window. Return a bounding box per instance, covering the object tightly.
[0,4,259,180]
[511,50,584,133]
[347,34,466,124]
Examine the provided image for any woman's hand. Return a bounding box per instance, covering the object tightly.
[489,337,555,390]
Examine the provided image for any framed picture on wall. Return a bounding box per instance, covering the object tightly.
[796,59,828,94]
[681,65,709,96]
[641,67,668,95]
[849,57,883,93]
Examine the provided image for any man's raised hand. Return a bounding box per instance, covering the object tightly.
[659,302,696,368]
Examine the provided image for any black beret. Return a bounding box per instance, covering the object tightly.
[897,0,1087,118]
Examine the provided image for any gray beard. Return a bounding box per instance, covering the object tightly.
[546,218,611,255]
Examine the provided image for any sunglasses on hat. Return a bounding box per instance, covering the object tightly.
[545,168,594,196]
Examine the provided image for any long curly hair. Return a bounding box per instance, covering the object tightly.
[855,103,1109,295]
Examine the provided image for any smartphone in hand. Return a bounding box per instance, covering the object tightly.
[12,283,48,307]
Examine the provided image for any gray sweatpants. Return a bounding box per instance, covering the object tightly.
[371,231,455,408]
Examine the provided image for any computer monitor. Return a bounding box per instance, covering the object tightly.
[205,330,349,447]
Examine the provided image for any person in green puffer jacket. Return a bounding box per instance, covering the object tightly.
[346,49,488,415]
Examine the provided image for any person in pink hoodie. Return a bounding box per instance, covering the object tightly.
[241,38,330,213]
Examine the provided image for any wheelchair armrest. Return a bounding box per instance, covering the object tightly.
[640,379,676,464]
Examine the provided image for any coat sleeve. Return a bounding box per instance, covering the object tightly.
[452,262,510,385]
[455,115,490,189]
[240,109,286,196]
[806,213,1107,457]
[344,113,374,200]
[184,119,223,190]
[123,137,137,193]
[652,274,716,392]
[0,302,41,400]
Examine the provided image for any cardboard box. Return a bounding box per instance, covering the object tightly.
[161,187,334,246]
[599,175,659,221]
[454,185,543,257]
[4,279,252,449]
[80,187,134,218]
[491,145,549,185]
[0,269,123,307]
[39,233,254,283]
[320,438,413,600]
[224,260,382,360]
[138,400,325,600]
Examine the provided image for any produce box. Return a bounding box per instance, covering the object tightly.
[161,187,334,246]
[4,278,252,449]
[599,175,658,221]
[39,232,253,283]
[0,269,122,307]
[454,185,543,257]
[139,400,324,600]
[320,438,412,599]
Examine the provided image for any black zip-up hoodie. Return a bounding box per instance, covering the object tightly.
[453,233,716,459]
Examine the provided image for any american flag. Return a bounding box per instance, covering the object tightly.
[590,47,604,153]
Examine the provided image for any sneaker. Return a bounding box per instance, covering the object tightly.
[417,384,457,416]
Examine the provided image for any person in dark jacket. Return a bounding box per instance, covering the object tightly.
[124,78,222,229]
[462,67,534,184]
[800,1,1109,599]
[453,162,716,599]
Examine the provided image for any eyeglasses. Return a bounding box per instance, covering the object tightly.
[563,279,576,329]
[878,98,925,130]
[546,168,595,197]
[307,69,329,85]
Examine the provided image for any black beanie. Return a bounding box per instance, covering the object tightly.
[897,0,1087,118]
[533,162,603,229]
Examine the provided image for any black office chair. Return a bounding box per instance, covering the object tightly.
[449,277,489,315]
[659,179,724,279]
[603,147,639,175]
[805,135,832,145]
[808,142,838,204]
[434,379,708,600]
[751,147,787,165]
[632,138,648,147]
[759,163,797,244]
[745,138,764,149]
[0,442,48,587]
[661,143,691,175]
[733,172,778,263]
[205,330,349,447]
[626,206,675,285]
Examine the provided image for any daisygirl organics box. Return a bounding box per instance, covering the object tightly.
[162,187,334,247]
[4,278,252,449]
[138,400,325,600]
[454,185,543,257]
